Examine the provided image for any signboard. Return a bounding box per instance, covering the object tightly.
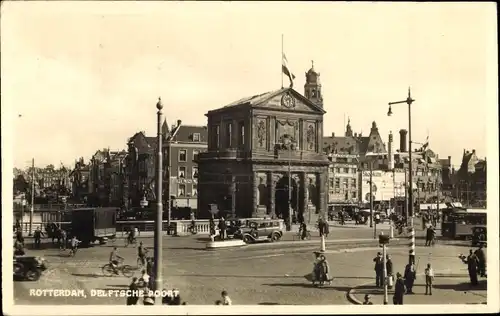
[360,170,413,202]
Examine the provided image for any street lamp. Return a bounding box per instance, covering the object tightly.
[21,197,27,233]
[388,87,416,265]
[154,97,164,299]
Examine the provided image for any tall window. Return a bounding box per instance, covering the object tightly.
[239,121,245,146]
[226,122,232,148]
[329,179,334,190]
[192,166,198,179]
[193,150,199,161]
[343,168,349,173]
[193,133,200,142]
[342,178,348,188]
[178,166,186,178]
[192,184,198,196]
[334,178,340,189]
[178,184,186,196]
[335,168,340,173]
[212,125,220,149]
[351,191,357,199]
[352,179,357,188]
[179,150,187,162]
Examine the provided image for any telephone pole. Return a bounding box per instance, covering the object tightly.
[29,158,35,236]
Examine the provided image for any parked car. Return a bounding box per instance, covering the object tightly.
[13,256,48,281]
[471,226,487,247]
[234,219,284,244]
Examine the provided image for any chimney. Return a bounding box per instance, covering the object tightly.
[331,132,335,137]
[399,129,408,152]
[448,156,451,166]
[388,131,394,170]
[472,149,476,155]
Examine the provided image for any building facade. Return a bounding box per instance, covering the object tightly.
[455,149,486,207]
[327,154,359,206]
[69,157,90,203]
[164,125,207,210]
[197,64,330,224]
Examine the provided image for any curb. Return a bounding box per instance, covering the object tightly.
[205,240,246,249]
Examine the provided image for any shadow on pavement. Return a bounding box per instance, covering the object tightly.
[433,279,487,292]
[166,247,206,251]
[263,283,315,289]
[173,274,301,279]
[45,253,71,258]
[71,273,105,278]
[259,302,280,305]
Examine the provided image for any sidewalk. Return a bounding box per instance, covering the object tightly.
[349,276,487,305]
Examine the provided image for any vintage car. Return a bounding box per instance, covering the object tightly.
[234,219,284,244]
[471,226,487,247]
[13,255,48,281]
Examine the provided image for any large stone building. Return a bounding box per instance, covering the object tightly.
[197,65,330,224]
[69,157,90,203]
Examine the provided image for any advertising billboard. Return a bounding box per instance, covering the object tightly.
[360,170,414,202]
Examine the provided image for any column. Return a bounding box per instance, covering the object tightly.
[252,172,259,217]
[230,175,236,218]
[301,172,308,223]
[268,172,276,218]
[319,171,327,219]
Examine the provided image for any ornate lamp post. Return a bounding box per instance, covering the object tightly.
[154,97,164,299]
[388,87,416,265]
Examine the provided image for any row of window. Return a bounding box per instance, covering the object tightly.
[329,178,357,190]
[177,184,198,197]
[329,167,357,174]
[211,121,245,149]
[177,166,198,179]
[176,149,200,162]
[328,190,357,199]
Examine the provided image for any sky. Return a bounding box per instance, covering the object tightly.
[2,1,497,169]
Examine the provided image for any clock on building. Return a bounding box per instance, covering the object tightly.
[281,93,296,108]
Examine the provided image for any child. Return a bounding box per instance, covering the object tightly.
[221,290,232,305]
[425,263,434,295]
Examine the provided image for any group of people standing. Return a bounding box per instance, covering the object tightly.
[372,251,436,304]
[461,244,487,286]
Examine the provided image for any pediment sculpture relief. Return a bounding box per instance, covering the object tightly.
[256,119,267,148]
[275,119,298,151]
[306,124,316,150]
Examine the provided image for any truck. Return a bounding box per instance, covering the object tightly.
[71,207,117,246]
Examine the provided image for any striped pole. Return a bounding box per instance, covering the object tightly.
[408,216,416,264]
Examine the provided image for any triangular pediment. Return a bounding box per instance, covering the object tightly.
[252,88,326,114]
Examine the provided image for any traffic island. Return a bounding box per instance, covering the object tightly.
[348,277,487,305]
[205,240,246,249]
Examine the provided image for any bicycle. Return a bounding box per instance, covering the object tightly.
[297,229,312,240]
[125,236,137,247]
[68,241,81,257]
[102,258,134,277]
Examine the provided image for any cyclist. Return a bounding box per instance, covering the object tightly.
[70,236,81,255]
[109,246,123,275]
[137,241,148,267]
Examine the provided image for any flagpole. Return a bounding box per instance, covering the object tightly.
[281,34,284,89]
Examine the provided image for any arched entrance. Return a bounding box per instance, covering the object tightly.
[275,176,298,221]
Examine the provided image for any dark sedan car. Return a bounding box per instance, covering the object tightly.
[13,256,48,281]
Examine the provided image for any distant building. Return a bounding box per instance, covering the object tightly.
[163,124,207,210]
[126,123,207,210]
[69,157,90,203]
[455,149,486,207]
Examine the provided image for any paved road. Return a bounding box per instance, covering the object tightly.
[14,229,478,305]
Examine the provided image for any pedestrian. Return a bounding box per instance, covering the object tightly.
[312,252,321,286]
[60,229,67,250]
[318,255,331,285]
[221,290,232,305]
[126,277,140,305]
[404,261,416,294]
[318,218,325,237]
[386,254,394,289]
[33,226,43,249]
[466,249,479,286]
[139,269,150,288]
[425,226,435,246]
[300,222,308,240]
[373,252,384,288]
[323,220,330,238]
[218,218,227,241]
[474,244,486,277]
[424,263,434,295]
[393,272,406,305]
[363,294,373,305]
[142,286,154,305]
